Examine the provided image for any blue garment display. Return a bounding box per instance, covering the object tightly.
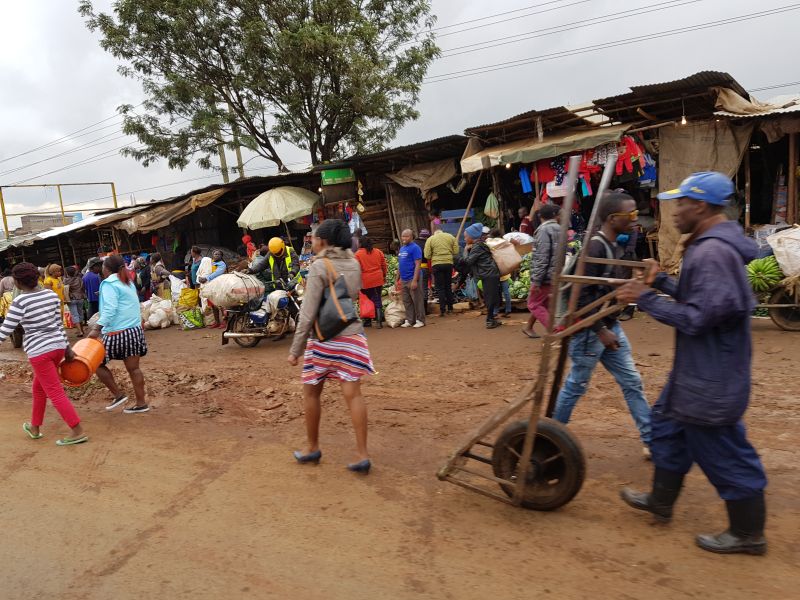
[519,167,532,194]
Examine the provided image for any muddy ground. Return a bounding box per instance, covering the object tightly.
[0,311,798,599]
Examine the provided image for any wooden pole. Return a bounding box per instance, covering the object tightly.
[56,236,66,267]
[491,168,504,232]
[789,132,798,225]
[530,165,541,215]
[744,149,752,231]
[456,170,484,242]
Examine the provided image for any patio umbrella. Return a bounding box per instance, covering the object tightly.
[236,186,319,230]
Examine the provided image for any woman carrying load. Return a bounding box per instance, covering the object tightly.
[89,254,150,414]
[0,263,87,445]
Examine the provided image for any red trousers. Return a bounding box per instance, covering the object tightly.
[29,349,81,428]
[527,284,551,325]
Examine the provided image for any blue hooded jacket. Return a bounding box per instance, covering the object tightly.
[637,221,758,426]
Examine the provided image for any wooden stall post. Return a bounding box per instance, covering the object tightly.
[789,133,798,225]
[744,150,751,231]
[456,170,484,242]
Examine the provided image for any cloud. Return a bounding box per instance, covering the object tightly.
[1,0,797,230]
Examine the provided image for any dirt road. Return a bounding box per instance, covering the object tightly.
[0,313,798,599]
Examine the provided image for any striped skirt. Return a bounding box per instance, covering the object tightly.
[302,334,375,386]
[102,326,148,365]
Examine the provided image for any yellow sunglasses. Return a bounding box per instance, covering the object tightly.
[609,209,639,221]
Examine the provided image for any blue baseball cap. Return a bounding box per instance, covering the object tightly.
[657,171,734,206]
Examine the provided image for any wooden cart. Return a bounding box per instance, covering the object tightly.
[437,155,648,510]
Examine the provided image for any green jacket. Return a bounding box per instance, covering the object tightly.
[423,231,459,267]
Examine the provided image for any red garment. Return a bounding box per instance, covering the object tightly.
[520,216,534,236]
[530,160,557,184]
[355,247,387,289]
[616,136,645,176]
[29,349,81,428]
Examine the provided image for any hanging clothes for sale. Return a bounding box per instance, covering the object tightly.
[519,167,533,194]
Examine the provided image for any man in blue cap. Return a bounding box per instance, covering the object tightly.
[617,171,767,555]
[462,222,501,329]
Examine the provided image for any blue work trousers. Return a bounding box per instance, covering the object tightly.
[553,322,652,444]
[651,402,767,501]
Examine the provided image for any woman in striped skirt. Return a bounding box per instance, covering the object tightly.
[88,255,149,414]
[288,219,375,474]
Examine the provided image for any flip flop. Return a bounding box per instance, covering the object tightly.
[22,422,43,440]
[55,435,89,446]
[522,330,541,339]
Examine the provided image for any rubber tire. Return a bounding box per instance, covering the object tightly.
[231,314,260,348]
[768,288,800,331]
[492,417,586,511]
[11,326,23,349]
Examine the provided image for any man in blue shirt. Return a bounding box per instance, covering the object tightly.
[398,229,425,328]
[82,258,102,319]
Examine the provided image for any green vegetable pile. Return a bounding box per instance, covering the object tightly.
[382,255,399,298]
[509,267,530,299]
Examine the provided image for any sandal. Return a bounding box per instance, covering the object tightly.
[56,435,89,446]
[23,422,43,440]
[522,329,541,339]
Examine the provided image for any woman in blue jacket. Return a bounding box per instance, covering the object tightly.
[88,254,149,413]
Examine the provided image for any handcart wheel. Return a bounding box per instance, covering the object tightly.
[491,417,585,511]
[768,288,800,331]
[231,314,260,348]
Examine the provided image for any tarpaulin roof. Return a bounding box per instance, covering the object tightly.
[460,124,630,173]
[114,188,229,234]
[386,158,458,197]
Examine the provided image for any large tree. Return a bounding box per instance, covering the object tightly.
[79,0,438,172]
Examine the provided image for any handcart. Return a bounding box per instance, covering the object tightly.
[438,154,646,510]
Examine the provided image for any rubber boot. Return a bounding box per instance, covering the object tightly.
[695,494,767,555]
[620,468,684,523]
[375,306,383,329]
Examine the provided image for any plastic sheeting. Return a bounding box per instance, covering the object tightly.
[386,158,458,199]
[115,188,229,234]
[460,124,630,173]
[657,121,754,270]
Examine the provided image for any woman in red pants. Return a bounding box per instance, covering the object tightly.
[0,263,87,445]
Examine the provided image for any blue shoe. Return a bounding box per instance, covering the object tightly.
[293,449,322,464]
[346,459,371,474]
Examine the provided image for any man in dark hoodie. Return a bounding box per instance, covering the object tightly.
[462,222,501,329]
[617,171,767,556]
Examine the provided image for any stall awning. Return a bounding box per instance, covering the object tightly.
[460,124,630,173]
[114,188,229,234]
[386,158,458,197]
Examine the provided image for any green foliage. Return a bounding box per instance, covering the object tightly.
[79,0,439,171]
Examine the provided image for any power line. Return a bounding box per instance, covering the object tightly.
[9,143,139,186]
[749,81,800,93]
[424,4,800,84]
[0,101,145,165]
[0,115,191,179]
[432,0,572,32]
[401,0,592,46]
[439,0,705,58]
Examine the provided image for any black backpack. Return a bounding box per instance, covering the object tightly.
[556,233,614,324]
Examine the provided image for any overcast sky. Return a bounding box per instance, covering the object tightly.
[1,0,797,230]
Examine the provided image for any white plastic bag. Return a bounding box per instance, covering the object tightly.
[768,225,800,277]
[384,300,406,328]
[200,273,265,308]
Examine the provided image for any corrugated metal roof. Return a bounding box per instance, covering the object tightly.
[627,71,748,101]
[464,106,604,142]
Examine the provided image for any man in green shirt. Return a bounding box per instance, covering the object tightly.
[424,224,459,316]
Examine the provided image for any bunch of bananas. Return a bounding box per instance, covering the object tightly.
[746,256,783,293]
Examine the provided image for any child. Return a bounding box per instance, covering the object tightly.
[0,263,87,445]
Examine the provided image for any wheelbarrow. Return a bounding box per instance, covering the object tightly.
[437,155,648,510]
